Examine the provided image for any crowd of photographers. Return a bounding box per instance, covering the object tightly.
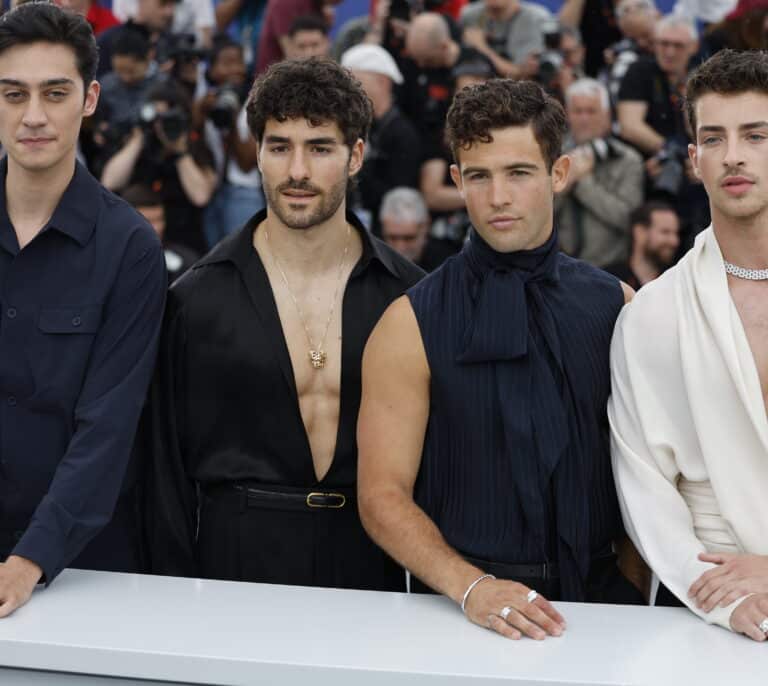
[41,0,768,284]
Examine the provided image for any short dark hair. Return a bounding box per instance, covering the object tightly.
[288,14,328,38]
[445,79,567,171]
[628,200,676,251]
[246,57,372,147]
[629,200,676,229]
[113,27,151,61]
[0,1,98,92]
[685,49,768,135]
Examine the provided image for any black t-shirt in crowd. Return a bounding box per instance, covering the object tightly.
[579,0,622,76]
[617,57,688,146]
[129,135,214,254]
[603,261,640,291]
[397,46,493,161]
[357,105,423,234]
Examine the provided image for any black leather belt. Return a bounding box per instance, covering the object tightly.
[203,483,354,512]
[465,555,560,581]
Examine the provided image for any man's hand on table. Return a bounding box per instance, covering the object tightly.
[464,578,566,640]
[0,555,43,617]
[729,593,768,642]
[689,553,768,611]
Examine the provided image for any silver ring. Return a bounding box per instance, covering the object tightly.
[527,590,538,604]
[500,605,513,621]
[759,618,768,635]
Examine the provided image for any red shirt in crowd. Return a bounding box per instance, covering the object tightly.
[256,0,324,74]
[87,3,121,36]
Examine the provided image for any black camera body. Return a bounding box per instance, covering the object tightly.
[139,102,190,143]
[208,86,241,131]
[536,20,564,89]
[654,139,688,196]
[165,32,208,66]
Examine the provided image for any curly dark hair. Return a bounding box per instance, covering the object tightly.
[685,49,768,135]
[445,79,567,171]
[246,57,372,148]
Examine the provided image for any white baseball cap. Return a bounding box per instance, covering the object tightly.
[341,44,404,85]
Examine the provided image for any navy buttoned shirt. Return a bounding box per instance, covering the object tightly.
[0,158,166,583]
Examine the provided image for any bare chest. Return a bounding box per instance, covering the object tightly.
[730,280,768,415]
[260,256,354,481]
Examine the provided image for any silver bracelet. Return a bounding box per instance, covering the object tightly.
[461,573,496,614]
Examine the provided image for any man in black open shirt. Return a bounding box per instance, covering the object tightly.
[146,58,423,591]
[0,4,166,617]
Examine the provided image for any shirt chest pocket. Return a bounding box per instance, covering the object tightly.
[38,305,102,334]
[31,305,103,401]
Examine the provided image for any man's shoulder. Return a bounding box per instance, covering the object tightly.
[384,107,420,138]
[459,1,484,25]
[518,1,553,21]
[602,260,637,287]
[608,137,644,162]
[618,263,680,334]
[369,234,426,288]
[624,55,658,79]
[558,252,621,288]
[617,56,658,100]
[407,251,461,302]
[95,183,162,253]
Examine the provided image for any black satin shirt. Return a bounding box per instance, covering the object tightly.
[145,209,424,580]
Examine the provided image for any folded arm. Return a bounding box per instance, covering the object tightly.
[608,311,749,631]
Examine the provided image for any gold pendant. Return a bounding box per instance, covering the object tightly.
[309,349,327,369]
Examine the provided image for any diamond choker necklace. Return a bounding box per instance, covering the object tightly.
[724,260,768,281]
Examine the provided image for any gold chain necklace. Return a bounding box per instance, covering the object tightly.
[264,225,351,370]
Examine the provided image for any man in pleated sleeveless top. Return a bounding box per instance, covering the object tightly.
[358,79,645,640]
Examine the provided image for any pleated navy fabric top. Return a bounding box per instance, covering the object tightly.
[407,228,625,600]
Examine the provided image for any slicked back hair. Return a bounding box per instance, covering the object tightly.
[445,79,567,172]
[246,57,372,149]
[685,49,768,135]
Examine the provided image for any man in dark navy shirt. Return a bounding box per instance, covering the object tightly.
[0,3,166,617]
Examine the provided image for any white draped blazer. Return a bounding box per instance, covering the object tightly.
[609,227,768,631]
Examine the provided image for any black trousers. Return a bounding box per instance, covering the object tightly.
[655,582,685,607]
[196,483,406,592]
[411,552,645,604]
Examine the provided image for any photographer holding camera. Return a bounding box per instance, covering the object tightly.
[101,79,217,253]
[99,28,161,134]
[555,78,644,267]
[617,15,696,166]
[195,36,263,248]
[617,15,709,242]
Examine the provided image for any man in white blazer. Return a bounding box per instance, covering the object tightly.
[609,48,768,641]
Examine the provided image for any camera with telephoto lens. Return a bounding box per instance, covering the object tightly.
[653,139,688,196]
[165,32,208,66]
[208,86,241,131]
[535,21,564,90]
[138,101,190,143]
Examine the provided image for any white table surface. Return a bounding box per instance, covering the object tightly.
[0,569,763,685]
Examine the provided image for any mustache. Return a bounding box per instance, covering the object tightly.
[276,180,322,194]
